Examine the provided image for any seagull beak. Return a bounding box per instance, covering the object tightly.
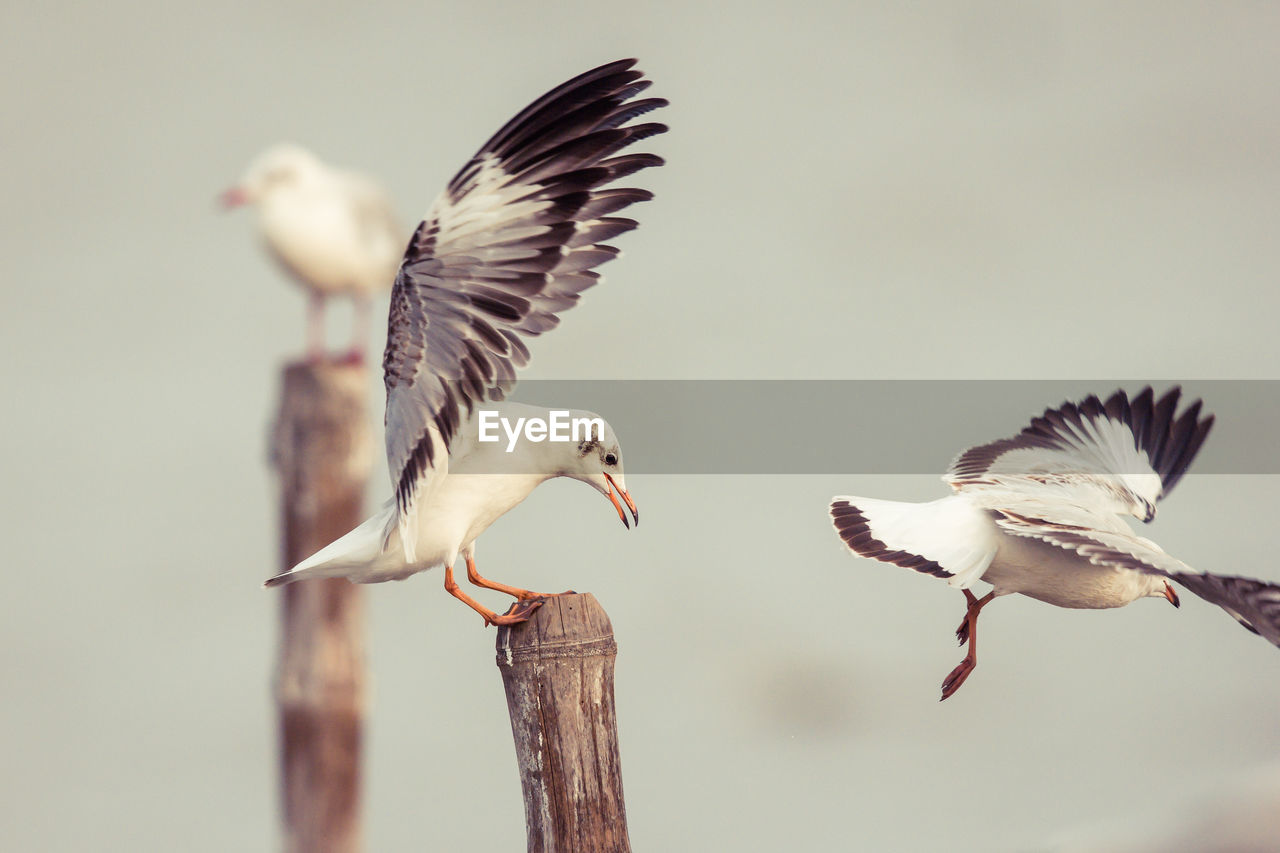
[1163,581,1180,608]
[219,187,248,209]
[603,473,638,529]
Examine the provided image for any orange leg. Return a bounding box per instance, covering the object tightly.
[306,292,326,364]
[444,564,541,627]
[339,297,370,366]
[466,556,542,600]
[465,556,574,600]
[941,590,995,701]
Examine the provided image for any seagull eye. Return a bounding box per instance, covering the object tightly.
[604,453,618,467]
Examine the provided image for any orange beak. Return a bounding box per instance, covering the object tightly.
[604,472,638,529]
[1164,581,1180,608]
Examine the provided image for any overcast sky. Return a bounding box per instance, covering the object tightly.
[3,1,1279,851]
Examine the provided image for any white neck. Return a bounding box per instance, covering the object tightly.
[451,401,584,481]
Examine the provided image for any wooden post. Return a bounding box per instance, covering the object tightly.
[270,362,373,853]
[495,594,631,853]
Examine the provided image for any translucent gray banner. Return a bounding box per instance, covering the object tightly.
[451,380,1280,474]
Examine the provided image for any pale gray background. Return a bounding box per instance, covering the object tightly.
[3,1,1279,851]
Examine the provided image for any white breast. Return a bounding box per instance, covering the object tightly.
[982,532,1162,610]
[404,471,546,570]
[259,187,395,296]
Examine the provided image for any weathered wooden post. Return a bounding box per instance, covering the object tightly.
[270,361,373,853]
[495,593,631,853]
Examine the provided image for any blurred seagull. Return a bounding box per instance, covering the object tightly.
[264,59,662,625]
[829,387,1280,700]
[222,143,405,363]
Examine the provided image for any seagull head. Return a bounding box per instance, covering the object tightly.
[564,417,638,530]
[1140,576,1180,607]
[220,143,324,208]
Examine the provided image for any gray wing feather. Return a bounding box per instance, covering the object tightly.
[382,59,667,532]
[1165,572,1280,647]
[996,513,1280,648]
[947,387,1214,519]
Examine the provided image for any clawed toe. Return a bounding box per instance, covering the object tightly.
[955,620,971,646]
[940,658,976,702]
[485,598,544,626]
[505,598,545,619]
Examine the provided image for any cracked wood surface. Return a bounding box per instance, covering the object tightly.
[496,594,630,853]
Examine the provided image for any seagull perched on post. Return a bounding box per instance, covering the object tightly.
[221,144,405,363]
[264,59,661,626]
[829,386,1280,700]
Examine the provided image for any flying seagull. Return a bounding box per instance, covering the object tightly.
[264,59,661,626]
[829,386,1280,700]
[222,144,405,363]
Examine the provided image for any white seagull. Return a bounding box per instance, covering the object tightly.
[264,59,661,626]
[222,144,405,363]
[829,386,1280,700]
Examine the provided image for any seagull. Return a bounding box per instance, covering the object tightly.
[829,386,1280,700]
[221,143,405,363]
[263,59,662,626]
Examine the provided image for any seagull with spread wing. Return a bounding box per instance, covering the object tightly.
[222,144,405,363]
[264,60,660,626]
[829,386,1280,700]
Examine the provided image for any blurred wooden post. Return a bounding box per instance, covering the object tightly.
[271,362,372,853]
[495,594,631,853]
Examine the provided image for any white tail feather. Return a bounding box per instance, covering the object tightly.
[396,501,418,563]
[263,499,400,587]
[830,495,998,589]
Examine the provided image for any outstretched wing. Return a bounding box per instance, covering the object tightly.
[994,512,1280,647]
[1167,572,1280,646]
[946,387,1214,522]
[382,59,667,556]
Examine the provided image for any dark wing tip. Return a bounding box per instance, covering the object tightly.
[462,59,665,180]
[1171,572,1280,647]
[625,121,669,141]
[947,384,1215,494]
[1075,385,1213,497]
[1090,385,1212,498]
[1141,386,1212,497]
